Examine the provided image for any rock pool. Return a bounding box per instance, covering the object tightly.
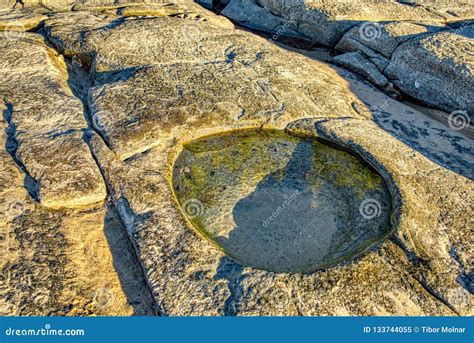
[173,129,392,273]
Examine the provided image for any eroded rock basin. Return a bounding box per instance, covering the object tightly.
[173,130,392,273]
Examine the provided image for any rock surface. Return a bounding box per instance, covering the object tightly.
[385,24,474,115]
[223,0,447,45]
[42,8,363,159]
[0,0,472,316]
[216,0,474,121]
[0,117,154,315]
[0,32,106,209]
[334,52,389,87]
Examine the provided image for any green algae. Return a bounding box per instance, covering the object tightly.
[309,143,383,199]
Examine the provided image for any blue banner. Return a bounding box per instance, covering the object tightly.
[0,317,472,343]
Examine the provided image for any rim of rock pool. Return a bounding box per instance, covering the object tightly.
[171,128,397,274]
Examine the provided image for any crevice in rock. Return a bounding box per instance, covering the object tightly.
[102,200,159,315]
[1,100,39,201]
[212,0,230,13]
[214,256,244,316]
[47,43,113,150]
[384,240,460,315]
[40,30,175,315]
[38,33,158,316]
[389,235,426,268]
[412,274,461,315]
[106,196,163,315]
[390,236,462,315]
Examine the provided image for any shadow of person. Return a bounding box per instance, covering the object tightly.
[214,256,244,316]
[215,140,339,273]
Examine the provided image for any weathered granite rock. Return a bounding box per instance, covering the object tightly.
[313,117,473,316]
[334,66,474,180]
[40,11,366,159]
[400,0,474,21]
[336,21,445,59]
[249,0,445,46]
[221,0,299,37]
[0,117,154,315]
[79,12,471,315]
[0,116,32,228]
[0,202,155,316]
[0,32,106,208]
[16,132,107,209]
[336,21,474,115]
[87,54,365,159]
[0,0,74,10]
[0,0,174,11]
[0,0,472,317]
[43,5,233,72]
[385,24,474,115]
[217,0,473,115]
[88,107,473,316]
[334,52,389,87]
[89,128,460,315]
[0,7,47,31]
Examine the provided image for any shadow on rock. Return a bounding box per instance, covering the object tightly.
[103,203,157,315]
[214,256,244,316]
[216,141,350,273]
